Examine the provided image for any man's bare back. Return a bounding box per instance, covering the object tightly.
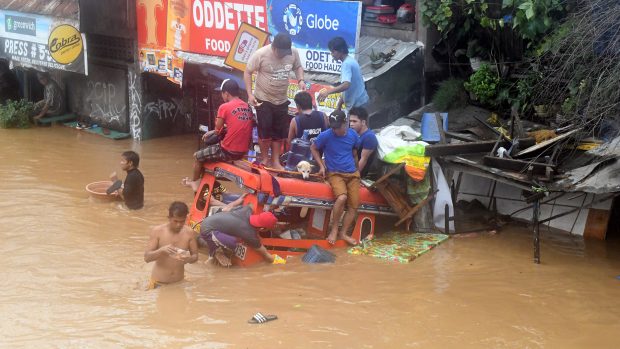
[144,202,198,285]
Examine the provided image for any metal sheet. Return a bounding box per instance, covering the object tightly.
[177,35,423,85]
[0,0,79,20]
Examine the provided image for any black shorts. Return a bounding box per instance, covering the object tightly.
[255,100,290,140]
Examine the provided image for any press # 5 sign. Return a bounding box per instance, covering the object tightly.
[48,24,83,64]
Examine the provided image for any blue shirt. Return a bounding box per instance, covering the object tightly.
[341,56,369,108]
[314,128,360,173]
[357,129,378,177]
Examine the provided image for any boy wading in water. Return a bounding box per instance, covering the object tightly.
[110,151,144,210]
[144,202,198,289]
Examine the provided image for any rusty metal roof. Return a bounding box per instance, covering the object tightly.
[0,0,79,20]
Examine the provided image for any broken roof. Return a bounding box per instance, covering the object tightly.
[0,0,79,20]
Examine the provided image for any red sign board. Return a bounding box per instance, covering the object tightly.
[189,0,268,56]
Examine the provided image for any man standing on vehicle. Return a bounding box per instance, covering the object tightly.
[317,37,369,111]
[244,33,306,170]
[310,110,360,246]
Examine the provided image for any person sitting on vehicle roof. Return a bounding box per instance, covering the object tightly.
[348,107,378,179]
[310,110,360,246]
[287,91,328,146]
[198,204,283,266]
[183,79,254,192]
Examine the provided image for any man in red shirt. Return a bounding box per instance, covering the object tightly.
[184,79,254,192]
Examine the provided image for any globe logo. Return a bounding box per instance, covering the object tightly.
[283,4,303,36]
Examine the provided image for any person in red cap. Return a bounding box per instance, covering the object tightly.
[198,203,279,264]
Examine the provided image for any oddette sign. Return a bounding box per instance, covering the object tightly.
[48,24,83,64]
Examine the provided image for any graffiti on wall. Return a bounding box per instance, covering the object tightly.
[128,71,142,140]
[143,96,190,128]
[86,80,127,127]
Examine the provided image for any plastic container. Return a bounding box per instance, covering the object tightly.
[85,181,121,201]
[302,244,336,263]
[421,112,448,143]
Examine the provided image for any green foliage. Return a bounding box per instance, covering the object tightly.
[506,0,564,43]
[464,64,499,106]
[422,0,566,45]
[0,99,33,129]
[432,79,468,110]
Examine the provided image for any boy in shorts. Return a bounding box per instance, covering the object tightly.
[310,110,360,245]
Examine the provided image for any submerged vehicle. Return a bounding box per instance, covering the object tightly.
[188,161,394,266]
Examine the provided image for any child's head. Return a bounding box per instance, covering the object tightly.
[294,91,313,112]
[121,151,140,170]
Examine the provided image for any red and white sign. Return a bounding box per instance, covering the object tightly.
[190,0,268,56]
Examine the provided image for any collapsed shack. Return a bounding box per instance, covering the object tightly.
[380,104,620,264]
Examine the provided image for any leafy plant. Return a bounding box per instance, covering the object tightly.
[369,49,382,62]
[464,64,499,105]
[0,99,34,129]
[432,78,468,110]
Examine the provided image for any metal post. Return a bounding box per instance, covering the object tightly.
[533,198,541,264]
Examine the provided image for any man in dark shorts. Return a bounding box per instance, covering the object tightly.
[310,110,360,246]
[244,33,305,170]
[110,150,144,210]
[183,79,254,192]
[287,91,328,145]
[198,204,280,265]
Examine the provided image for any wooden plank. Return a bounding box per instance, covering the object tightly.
[482,156,554,175]
[445,131,479,142]
[515,128,581,157]
[425,140,510,157]
[583,208,610,240]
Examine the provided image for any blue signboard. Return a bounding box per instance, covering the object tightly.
[267,0,362,74]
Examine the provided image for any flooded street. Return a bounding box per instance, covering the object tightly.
[1,126,619,348]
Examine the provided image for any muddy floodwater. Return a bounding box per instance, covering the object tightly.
[1,126,619,348]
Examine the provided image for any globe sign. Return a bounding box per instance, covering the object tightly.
[283,4,303,36]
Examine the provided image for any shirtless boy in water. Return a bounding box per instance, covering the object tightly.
[144,201,198,289]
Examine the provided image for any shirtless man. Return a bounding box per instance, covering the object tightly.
[144,201,198,289]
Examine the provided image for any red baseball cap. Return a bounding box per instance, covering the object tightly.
[249,211,278,229]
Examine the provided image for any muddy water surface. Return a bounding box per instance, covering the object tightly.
[1,126,619,348]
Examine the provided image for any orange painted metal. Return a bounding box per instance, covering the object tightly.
[189,161,391,267]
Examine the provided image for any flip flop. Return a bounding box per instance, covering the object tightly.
[106,180,122,195]
[248,312,278,324]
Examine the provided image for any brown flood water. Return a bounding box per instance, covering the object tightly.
[1,126,619,348]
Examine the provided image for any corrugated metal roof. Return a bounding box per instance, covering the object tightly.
[306,36,423,84]
[177,35,423,85]
[176,51,227,69]
[0,0,79,20]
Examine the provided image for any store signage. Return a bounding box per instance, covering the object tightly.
[267,0,361,74]
[190,0,268,56]
[48,24,83,64]
[0,10,87,75]
[5,14,36,36]
[224,22,269,71]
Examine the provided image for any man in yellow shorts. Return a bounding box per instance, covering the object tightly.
[144,202,198,289]
[310,110,360,245]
